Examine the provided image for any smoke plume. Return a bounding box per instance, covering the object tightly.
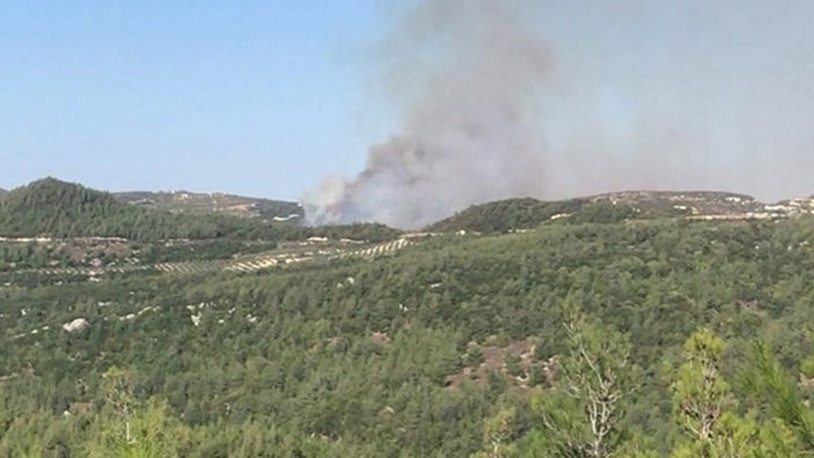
[306,0,814,228]
[305,0,551,228]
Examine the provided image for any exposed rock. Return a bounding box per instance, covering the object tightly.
[445,338,537,390]
[371,331,391,345]
[62,318,89,333]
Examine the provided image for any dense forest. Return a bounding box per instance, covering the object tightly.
[0,178,272,241]
[426,196,692,234]
[3,196,814,456]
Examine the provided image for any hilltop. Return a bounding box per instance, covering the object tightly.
[429,190,814,233]
[0,178,280,241]
[427,197,590,233]
[5,178,814,242]
[114,190,303,222]
[0,177,404,273]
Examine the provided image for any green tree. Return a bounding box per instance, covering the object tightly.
[472,407,519,458]
[101,367,138,445]
[743,340,814,451]
[671,330,798,457]
[84,367,191,457]
[533,306,635,457]
[672,329,731,451]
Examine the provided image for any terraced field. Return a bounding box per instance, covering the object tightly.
[5,237,416,279]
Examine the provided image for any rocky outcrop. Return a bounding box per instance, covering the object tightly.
[62,318,89,333]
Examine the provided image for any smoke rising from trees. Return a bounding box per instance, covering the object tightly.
[306,0,814,229]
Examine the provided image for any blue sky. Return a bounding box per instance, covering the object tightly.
[3,1,814,202]
[1,1,393,199]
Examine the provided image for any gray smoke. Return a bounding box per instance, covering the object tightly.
[304,0,550,228]
[537,0,814,203]
[306,0,814,228]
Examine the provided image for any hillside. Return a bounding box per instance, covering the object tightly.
[0,178,280,241]
[3,182,814,456]
[427,197,590,233]
[4,204,814,455]
[114,190,303,222]
[428,190,814,233]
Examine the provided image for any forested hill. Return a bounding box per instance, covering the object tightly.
[0,178,279,241]
[427,197,658,233]
[427,190,814,233]
[428,197,593,233]
[0,178,405,243]
[6,215,814,455]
